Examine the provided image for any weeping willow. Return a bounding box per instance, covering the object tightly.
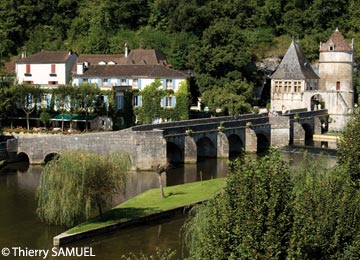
[36,151,131,227]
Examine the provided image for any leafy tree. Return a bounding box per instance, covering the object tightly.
[0,85,16,127]
[184,150,293,259]
[53,84,78,132]
[202,80,253,115]
[337,110,360,186]
[173,81,190,120]
[78,83,100,131]
[39,110,51,130]
[288,153,360,259]
[184,146,360,259]
[37,151,131,227]
[12,84,43,130]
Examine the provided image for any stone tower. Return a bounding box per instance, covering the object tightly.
[319,28,354,131]
[270,40,319,111]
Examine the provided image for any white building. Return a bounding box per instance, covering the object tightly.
[15,51,78,87]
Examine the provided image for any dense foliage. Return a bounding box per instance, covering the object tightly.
[184,147,360,259]
[1,0,359,114]
[36,151,131,227]
[133,79,190,124]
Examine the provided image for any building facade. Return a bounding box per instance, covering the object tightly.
[72,49,189,124]
[15,51,78,87]
[270,29,354,131]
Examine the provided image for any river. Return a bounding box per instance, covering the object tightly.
[0,146,336,259]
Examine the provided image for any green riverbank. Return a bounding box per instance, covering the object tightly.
[54,178,226,245]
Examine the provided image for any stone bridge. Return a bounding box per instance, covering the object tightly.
[5,110,328,170]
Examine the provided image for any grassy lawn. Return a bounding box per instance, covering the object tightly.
[67,178,226,234]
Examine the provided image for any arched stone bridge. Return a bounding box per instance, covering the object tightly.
[6,110,328,170]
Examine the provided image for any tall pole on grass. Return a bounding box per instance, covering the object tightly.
[157,165,166,198]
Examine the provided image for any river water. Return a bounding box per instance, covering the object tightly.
[0,147,336,259]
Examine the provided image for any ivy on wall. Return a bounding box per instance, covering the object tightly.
[134,79,190,124]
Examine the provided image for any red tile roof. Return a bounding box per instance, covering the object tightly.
[125,49,168,66]
[77,54,126,65]
[16,51,76,64]
[320,29,352,52]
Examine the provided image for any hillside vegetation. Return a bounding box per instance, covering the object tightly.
[1,0,359,113]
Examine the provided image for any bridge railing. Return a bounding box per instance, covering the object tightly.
[162,116,270,137]
[131,113,268,132]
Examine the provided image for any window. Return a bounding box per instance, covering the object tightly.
[115,93,124,110]
[133,79,138,88]
[51,64,56,74]
[284,81,291,93]
[133,96,142,107]
[166,79,172,89]
[121,79,127,86]
[293,81,302,93]
[25,64,31,76]
[336,81,341,91]
[48,81,58,85]
[274,81,282,93]
[102,78,109,86]
[165,97,172,107]
[41,94,48,109]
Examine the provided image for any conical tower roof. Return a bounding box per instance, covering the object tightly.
[271,40,319,80]
[320,28,352,52]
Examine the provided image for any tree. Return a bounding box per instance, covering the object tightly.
[184,150,293,259]
[336,109,360,186]
[173,80,190,120]
[53,84,78,132]
[78,83,100,131]
[12,84,42,130]
[201,80,253,115]
[36,151,131,227]
[39,110,51,130]
[184,147,360,259]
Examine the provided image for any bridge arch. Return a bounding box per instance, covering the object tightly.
[44,153,60,164]
[16,152,30,163]
[228,134,244,155]
[197,136,216,158]
[302,123,314,142]
[166,141,183,164]
[256,133,270,153]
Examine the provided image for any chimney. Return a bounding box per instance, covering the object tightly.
[125,43,128,58]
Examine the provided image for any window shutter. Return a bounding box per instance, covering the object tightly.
[172,96,176,107]
[138,96,142,106]
[172,80,176,90]
[162,79,166,89]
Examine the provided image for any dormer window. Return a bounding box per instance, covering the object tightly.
[98,61,106,65]
[328,40,335,51]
